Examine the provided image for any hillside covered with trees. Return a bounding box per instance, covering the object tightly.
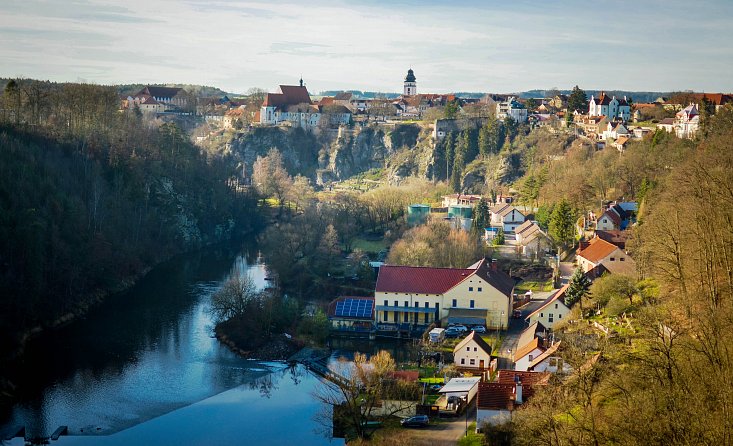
[0,79,260,359]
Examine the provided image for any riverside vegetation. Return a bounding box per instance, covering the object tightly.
[3,77,732,444]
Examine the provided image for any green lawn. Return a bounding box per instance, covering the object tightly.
[514,279,554,293]
[350,236,389,254]
[457,423,486,446]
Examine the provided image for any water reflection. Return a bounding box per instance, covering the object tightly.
[0,243,282,440]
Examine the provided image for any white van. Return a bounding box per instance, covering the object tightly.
[428,328,446,343]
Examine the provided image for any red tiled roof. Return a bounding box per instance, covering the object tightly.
[594,230,628,249]
[577,237,620,264]
[138,86,183,99]
[376,265,471,294]
[262,85,312,109]
[599,209,621,228]
[376,258,514,297]
[477,382,541,410]
[496,370,551,385]
[319,97,335,105]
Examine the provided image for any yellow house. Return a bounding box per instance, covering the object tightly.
[374,258,514,334]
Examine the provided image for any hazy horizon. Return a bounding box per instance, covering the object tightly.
[2,0,732,95]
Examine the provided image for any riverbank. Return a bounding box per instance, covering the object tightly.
[215,328,304,361]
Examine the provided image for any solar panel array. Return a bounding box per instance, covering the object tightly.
[335,299,373,318]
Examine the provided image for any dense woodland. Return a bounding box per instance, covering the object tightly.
[0,79,260,358]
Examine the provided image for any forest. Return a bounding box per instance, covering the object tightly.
[0,79,260,359]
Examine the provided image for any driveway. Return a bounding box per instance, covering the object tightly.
[400,399,476,446]
[559,262,575,284]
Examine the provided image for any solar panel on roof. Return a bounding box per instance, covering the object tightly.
[334,298,373,318]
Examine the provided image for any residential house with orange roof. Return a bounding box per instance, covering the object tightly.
[528,341,572,374]
[514,321,552,370]
[576,237,635,273]
[524,284,572,330]
[374,258,514,334]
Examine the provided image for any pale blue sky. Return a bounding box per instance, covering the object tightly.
[1,0,732,94]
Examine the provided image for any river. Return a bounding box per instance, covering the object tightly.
[0,244,344,445]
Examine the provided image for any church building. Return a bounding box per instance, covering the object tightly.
[404,68,417,96]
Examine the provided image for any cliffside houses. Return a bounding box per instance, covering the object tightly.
[123,86,190,114]
[258,79,351,130]
[496,97,528,123]
[588,92,631,122]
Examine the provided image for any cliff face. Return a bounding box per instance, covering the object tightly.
[230,127,322,178]
[327,127,390,181]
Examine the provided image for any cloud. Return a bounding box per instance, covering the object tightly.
[0,0,731,93]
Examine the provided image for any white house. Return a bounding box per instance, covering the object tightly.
[601,121,629,141]
[453,331,493,370]
[524,284,572,330]
[496,97,528,123]
[674,103,700,139]
[260,79,351,130]
[596,208,622,231]
[528,341,573,374]
[588,92,631,121]
[490,204,526,233]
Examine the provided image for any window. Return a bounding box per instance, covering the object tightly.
[414,302,419,307]
[610,257,615,261]
[528,354,534,361]
[474,347,477,352]
[555,303,558,309]
[394,300,398,307]
[549,313,554,322]
[383,312,388,322]
[404,301,408,307]
[470,359,475,365]
[425,302,429,308]
[461,358,465,365]
[424,313,429,323]
[620,257,625,262]
[404,312,408,322]
[470,300,475,308]
[467,347,470,351]
[540,313,544,318]
[452,299,457,307]
[559,314,562,319]
[384,300,388,306]
[478,287,482,292]
[469,287,473,292]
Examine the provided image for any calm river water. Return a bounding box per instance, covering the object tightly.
[0,244,344,445]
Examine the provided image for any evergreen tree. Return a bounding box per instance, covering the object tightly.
[567,85,588,113]
[549,198,575,250]
[479,116,503,156]
[565,267,592,316]
[444,132,455,181]
[503,116,518,143]
[444,100,459,119]
[471,198,491,235]
[493,227,505,245]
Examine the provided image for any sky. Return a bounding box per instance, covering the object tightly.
[1,0,732,95]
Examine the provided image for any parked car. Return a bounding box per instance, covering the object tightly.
[401,415,429,428]
[444,327,461,338]
[451,324,469,333]
[471,325,486,333]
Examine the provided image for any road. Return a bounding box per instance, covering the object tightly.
[496,295,554,369]
[559,261,575,284]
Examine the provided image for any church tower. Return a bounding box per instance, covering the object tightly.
[403,68,417,96]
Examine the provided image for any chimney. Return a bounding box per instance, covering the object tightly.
[514,375,523,404]
[490,259,498,271]
[579,241,590,251]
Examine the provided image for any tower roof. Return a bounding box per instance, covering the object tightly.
[404,68,416,83]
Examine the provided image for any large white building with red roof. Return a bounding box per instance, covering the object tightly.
[374,258,514,332]
[588,91,631,122]
[259,79,351,129]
